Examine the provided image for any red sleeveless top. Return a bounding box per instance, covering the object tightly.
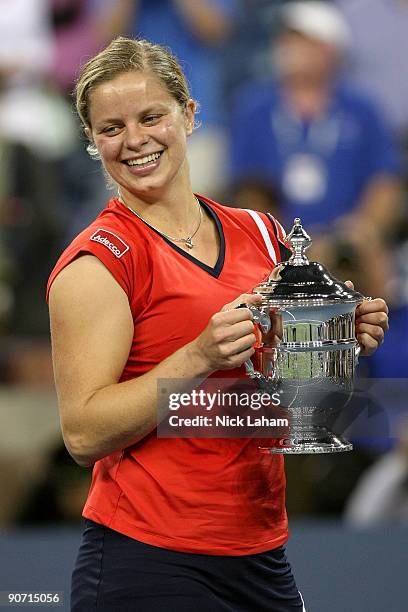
[47,196,289,555]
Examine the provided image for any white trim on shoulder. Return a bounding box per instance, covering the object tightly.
[244,209,278,264]
[274,217,287,240]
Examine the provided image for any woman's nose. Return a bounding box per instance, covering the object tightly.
[124,124,149,150]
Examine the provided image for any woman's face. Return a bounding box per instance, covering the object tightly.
[87,71,195,200]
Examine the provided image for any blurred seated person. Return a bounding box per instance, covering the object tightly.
[16,441,92,525]
[0,0,76,336]
[229,1,403,245]
[344,419,408,526]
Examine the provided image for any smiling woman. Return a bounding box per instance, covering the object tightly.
[46,36,388,612]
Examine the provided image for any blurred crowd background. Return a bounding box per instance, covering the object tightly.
[1,0,408,531]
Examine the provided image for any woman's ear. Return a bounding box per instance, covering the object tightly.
[185,99,196,136]
[84,126,93,142]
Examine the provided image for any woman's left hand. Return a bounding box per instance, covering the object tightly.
[346,281,389,356]
[355,297,389,356]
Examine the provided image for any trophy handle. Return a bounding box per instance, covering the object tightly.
[236,304,271,382]
[236,304,271,334]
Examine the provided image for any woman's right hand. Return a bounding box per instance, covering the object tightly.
[189,293,263,373]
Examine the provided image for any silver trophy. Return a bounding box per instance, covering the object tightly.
[245,218,365,454]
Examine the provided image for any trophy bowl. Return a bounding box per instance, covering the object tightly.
[245,218,364,454]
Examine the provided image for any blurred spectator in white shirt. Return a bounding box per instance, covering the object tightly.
[0,0,76,158]
[0,0,52,79]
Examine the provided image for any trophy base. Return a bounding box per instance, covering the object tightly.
[261,430,353,454]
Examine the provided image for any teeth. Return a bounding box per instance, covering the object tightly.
[127,152,161,166]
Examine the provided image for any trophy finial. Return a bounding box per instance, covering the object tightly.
[287,217,312,265]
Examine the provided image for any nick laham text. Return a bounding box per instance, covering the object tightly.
[168,415,289,428]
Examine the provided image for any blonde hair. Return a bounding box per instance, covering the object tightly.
[74,37,196,159]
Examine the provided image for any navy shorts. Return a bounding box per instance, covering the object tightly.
[71,519,306,611]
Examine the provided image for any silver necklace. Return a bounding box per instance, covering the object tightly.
[119,195,203,249]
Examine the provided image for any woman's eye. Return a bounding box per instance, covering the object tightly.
[144,115,161,124]
[103,126,120,135]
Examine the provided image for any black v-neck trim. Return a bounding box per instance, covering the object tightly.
[162,199,225,277]
[123,197,225,278]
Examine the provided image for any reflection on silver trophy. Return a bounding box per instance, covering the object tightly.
[245,218,365,454]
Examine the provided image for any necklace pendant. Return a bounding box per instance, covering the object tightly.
[185,237,194,249]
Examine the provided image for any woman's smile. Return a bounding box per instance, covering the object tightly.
[123,150,164,175]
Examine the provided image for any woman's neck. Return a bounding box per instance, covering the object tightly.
[118,182,198,237]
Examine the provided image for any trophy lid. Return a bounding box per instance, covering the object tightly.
[253,218,364,305]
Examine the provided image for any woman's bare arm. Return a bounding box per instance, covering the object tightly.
[49,255,260,467]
